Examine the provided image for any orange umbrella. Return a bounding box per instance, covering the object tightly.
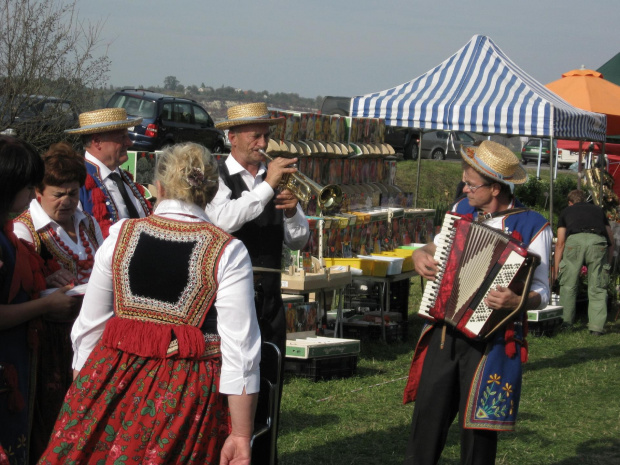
[546,69,620,135]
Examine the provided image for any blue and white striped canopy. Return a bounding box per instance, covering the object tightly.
[350,35,607,141]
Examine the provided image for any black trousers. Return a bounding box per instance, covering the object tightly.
[403,325,498,465]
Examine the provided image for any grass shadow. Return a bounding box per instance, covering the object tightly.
[279,411,341,435]
[550,438,620,464]
[525,343,620,372]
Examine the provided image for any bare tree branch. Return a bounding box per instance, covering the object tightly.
[0,0,110,150]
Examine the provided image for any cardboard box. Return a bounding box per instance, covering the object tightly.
[285,335,360,359]
[527,305,564,322]
[281,269,328,291]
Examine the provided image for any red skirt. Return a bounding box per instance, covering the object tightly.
[37,342,230,464]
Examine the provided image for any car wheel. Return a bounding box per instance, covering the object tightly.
[404,141,418,161]
[521,158,528,165]
[431,149,445,160]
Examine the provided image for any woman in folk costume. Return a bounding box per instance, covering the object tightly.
[38,142,261,464]
[13,142,104,460]
[0,136,80,465]
[403,141,551,465]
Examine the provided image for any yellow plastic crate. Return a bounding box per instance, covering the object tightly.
[374,251,414,272]
[371,260,390,276]
[324,257,373,276]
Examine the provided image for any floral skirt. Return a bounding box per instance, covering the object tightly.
[37,343,230,464]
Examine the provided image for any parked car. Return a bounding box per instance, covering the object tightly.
[0,95,80,149]
[419,130,477,160]
[556,140,612,169]
[320,97,423,159]
[319,96,351,116]
[106,89,227,153]
[384,126,421,160]
[521,138,552,165]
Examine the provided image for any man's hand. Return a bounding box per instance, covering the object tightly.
[263,156,299,191]
[412,246,438,280]
[275,188,299,217]
[484,285,520,311]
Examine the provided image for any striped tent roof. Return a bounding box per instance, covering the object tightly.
[350,35,607,141]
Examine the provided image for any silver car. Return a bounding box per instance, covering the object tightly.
[419,130,477,160]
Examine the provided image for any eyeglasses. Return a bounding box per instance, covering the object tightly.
[463,180,491,193]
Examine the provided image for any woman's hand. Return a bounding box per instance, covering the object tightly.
[219,433,251,465]
[46,268,75,288]
[43,284,81,321]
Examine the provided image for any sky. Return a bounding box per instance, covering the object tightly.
[77,0,620,99]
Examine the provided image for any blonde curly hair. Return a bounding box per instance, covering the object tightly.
[154,142,219,208]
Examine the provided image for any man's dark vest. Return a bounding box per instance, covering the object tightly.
[218,161,285,345]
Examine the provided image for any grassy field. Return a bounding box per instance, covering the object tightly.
[278,287,620,465]
[277,161,620,464]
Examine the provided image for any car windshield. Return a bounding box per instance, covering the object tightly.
[109,95,156,119]
[526,139,550,148]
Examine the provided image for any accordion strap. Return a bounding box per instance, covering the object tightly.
[476,207,529,223]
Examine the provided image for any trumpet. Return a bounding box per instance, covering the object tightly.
[259,149,343,212]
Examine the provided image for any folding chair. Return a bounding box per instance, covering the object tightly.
[251,341,282,465]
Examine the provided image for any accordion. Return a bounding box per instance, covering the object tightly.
[418,213,540,340]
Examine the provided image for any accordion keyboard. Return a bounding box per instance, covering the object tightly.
[418,213,460,319]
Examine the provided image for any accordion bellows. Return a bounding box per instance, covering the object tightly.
[418,213,540,339]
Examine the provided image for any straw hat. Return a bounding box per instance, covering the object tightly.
[215,102,285,130]
[460,140,527,186]
[65,108,142,135]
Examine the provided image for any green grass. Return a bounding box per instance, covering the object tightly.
[278,285,620,464]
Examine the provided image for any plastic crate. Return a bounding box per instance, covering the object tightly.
[342,320,408,343]
[529,317,563,337]
[284,354,358,381]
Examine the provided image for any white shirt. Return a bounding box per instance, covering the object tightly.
[70,199,261,395]
[85,152,147,219]
[205,155,310,251]
[13,199,105,280]
[434,203,552,309]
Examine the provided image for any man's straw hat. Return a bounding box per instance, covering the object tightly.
[65,108,142,135]
[460,140,527,186]
[215,102,284,130]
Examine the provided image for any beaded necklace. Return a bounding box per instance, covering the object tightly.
[47,222,94,284]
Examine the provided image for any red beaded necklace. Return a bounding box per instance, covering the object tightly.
[48,222,94,284]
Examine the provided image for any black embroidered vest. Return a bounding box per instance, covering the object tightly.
[218,161,284,338]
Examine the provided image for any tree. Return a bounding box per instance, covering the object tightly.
[0,0,110,151]
[164,76,179,91]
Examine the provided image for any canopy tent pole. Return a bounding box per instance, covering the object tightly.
[549,135,555,234]
[414,132,424,207]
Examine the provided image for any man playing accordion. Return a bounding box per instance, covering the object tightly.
[403,140,552,465]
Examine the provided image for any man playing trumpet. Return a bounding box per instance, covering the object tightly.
[205,102,310,465]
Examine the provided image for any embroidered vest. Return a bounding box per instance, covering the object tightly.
[14,211,100,279]
[101,216,232,359]
[80,160,152,237]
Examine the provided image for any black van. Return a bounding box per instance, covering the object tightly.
[106,89,227,153]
